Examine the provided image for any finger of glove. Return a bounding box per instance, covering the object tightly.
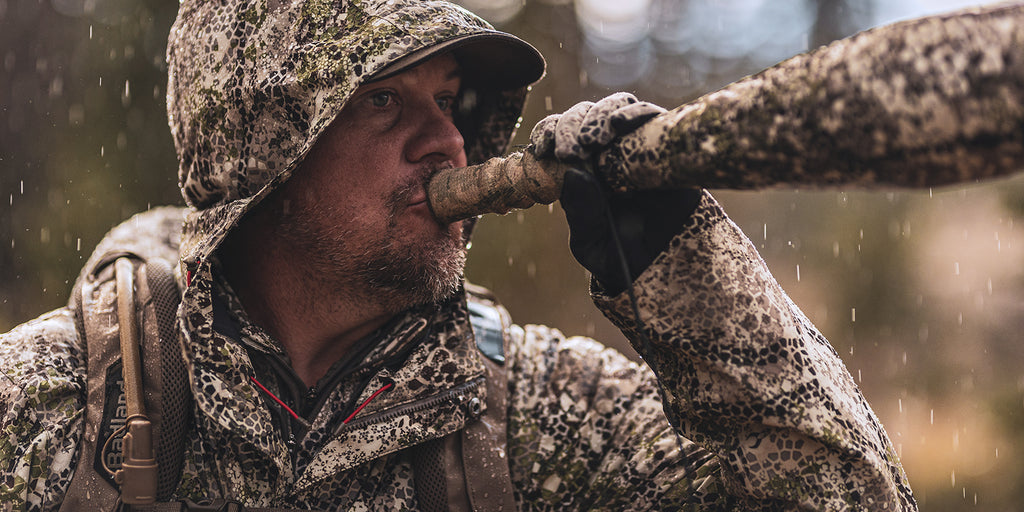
[529,114,560,158]
[609,101,667,133]
[577,92,639,149]
[553,101,595,161]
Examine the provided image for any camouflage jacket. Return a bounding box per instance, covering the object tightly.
[1,192,915,511]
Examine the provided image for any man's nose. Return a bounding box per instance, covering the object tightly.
[405,100,466,165]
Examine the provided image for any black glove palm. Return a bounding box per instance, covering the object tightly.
[560,169,701,295]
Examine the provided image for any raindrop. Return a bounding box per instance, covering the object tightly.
[795,265,800,282]
[832,242,839,258]
[527,262,536,278]
[851,308,856,322]
[930,409,934,425]
[77,238,81,251]
[19,180,23,194]
[898,398,902,413]
[953,262,960,276]
[89,25,93,39]
[951,470,956,487]
[122,80,131,107]
[544,96,553,111]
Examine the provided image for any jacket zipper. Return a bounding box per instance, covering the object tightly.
[334,376,485,434]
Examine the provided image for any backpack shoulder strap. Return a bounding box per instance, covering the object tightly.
[412,286,516,512]
[61,256,129,511]
[62,208,189,511]
[462,290,516,512]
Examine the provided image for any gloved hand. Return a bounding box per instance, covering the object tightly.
[530,93,702,295]
[529,92,665,161]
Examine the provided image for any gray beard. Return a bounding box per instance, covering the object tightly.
[352,230,466,308]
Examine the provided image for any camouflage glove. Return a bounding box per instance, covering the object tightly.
[529,92,665,161]
[530,93,701,294]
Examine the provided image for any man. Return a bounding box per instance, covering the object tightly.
[0,0,915,510]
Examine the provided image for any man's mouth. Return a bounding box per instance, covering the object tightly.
[400,163,453,210]
[406,193,428,207]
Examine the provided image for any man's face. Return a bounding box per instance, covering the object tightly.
[273,53,469,310]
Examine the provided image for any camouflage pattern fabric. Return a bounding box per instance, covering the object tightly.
[1,197,916,510]
[0,0,915,510]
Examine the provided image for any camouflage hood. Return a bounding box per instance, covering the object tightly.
[166,0,544,269]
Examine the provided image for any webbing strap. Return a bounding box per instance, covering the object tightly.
[461,353,516,512]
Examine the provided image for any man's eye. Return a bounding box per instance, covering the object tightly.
[370,92,392,108]
[436,96,455,113]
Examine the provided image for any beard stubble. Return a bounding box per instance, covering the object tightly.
[278,166,467,313]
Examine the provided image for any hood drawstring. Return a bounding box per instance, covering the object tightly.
[250,375,312,429]
[343,382,395,425]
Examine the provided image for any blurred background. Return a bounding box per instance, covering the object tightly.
[2,0,1022,509]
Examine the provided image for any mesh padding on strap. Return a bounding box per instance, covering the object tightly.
[411,437,448,512]
[144,260,190,500]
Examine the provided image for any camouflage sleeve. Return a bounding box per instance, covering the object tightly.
[505,324,738,511]
[591,191,916,511]
[0,309,86,512]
